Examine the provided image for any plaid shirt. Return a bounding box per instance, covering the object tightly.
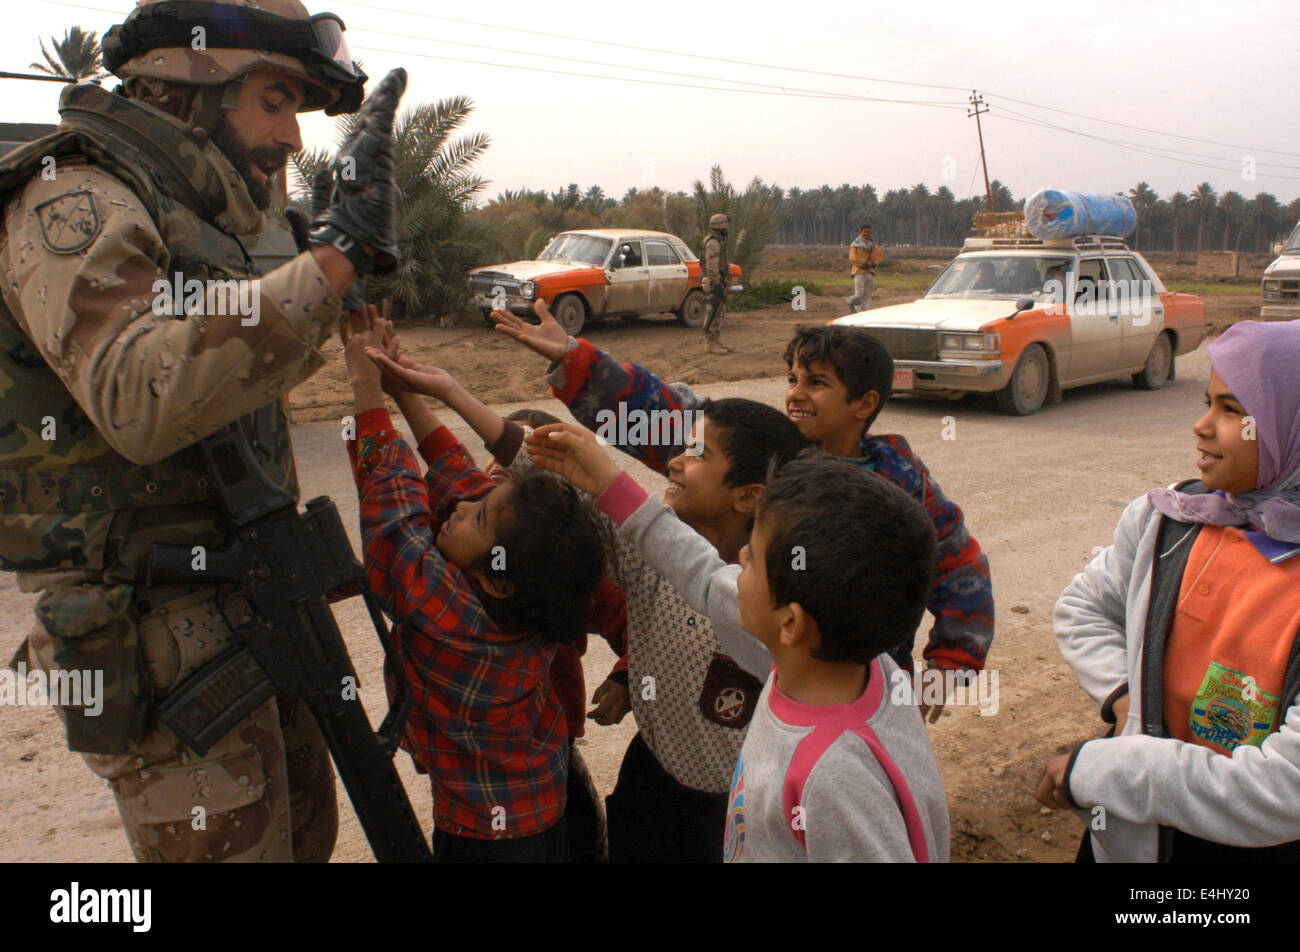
[547,337,994,672]
[347,408,567,839]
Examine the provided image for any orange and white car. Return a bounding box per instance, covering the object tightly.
[832,235,1206,415]
[468,228,741,336]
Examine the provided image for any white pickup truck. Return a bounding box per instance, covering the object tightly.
[1261,221,1300,322]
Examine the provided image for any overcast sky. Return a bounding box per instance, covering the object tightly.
[6,0,1300,208]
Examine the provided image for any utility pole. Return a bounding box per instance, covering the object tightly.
[968,90,994,213]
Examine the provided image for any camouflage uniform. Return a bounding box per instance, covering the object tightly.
[700,216,730,353]
[0,79,344,862]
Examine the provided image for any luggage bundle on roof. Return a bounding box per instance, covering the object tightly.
[972,211,1029,238]
[1024,188,1136,240]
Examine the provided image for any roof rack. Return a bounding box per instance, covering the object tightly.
[961,235,1131,252]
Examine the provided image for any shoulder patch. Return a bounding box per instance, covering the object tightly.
[34,190,101,254]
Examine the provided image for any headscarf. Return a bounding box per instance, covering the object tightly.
[1148,320,1300,544]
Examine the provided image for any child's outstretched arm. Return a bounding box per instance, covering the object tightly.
[494,300,703,475]
[527,424,772,679]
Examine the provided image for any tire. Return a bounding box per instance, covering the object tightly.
[551,293,587,336]
[1132,332,1173,391]
[675,289,707,328]
[995,344,1050,416]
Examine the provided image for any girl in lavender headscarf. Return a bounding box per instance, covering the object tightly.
[1036,320,1300,863]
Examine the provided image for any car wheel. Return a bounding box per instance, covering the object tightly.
[995,344,1050,416]
[551,293,587,336]
[1132,333,1173,391]
[675,289,707,328]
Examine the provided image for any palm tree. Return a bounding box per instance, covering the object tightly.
[1169,192,1189,254]
[1218,191,1245,251]
[290,94,491,320]
[31,26,107,82]
[1128,182,1157,249]
[909,183,930,246]
[1252,192,1282,253]
[1191,182,1217,252]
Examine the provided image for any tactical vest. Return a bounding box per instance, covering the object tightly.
[702,233,728,286]
[0,84,299,582]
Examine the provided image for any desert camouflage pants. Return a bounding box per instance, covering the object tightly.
[27,583,337,863]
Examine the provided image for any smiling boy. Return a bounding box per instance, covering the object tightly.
[784,326,994,718]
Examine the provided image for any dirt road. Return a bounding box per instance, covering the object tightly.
[0,341,1219,862]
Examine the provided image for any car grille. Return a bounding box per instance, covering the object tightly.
[469,271,522,294]
[855,327,938,362]
[1272,279,1299,302]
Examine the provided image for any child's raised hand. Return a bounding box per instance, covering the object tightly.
[490,299,569,364]
[365,349,458,401]
[340,305,385,395]
[526,423,622,497]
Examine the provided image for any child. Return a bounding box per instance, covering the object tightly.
[1038,320,1300,862]
[528,429,950,861]
[489,407,630,863]
[486,307,810,860]
[493,305,992,721]
[340,310,605,862]
[782,326,993,718]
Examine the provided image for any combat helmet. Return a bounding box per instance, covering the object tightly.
[103,0,367,116]
[709,213,730,230]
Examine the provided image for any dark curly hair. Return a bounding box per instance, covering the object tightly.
[472,470,605,645]
[758,457,936,664]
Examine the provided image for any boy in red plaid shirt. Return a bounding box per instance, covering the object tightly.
[340,310,604,862]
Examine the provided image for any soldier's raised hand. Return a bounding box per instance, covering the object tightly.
[491,298,569,363]
[311,68,408,276]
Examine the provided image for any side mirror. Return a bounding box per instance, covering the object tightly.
[1008,297,1034,320]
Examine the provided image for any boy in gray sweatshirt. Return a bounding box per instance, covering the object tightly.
[528,429,951,861]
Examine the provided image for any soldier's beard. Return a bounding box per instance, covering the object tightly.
[212,122,291,211]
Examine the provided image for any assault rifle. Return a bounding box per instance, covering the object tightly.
[146,423,431,863]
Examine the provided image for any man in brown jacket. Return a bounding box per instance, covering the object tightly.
[848,222,884,312]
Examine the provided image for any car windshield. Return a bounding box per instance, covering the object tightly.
[1284,223,1300,254]
[538,233,613,266]
[926,255,1076,300]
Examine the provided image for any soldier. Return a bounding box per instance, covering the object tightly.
[700,212,732,354]
[0,0,406,862]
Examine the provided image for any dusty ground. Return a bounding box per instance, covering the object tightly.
[0,258,1265,864]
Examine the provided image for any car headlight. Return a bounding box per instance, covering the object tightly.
[1263,280,1280,292]
[939,332,1000,354]
[521,282,536,299]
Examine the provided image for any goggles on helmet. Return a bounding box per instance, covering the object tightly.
[103,1,368,114]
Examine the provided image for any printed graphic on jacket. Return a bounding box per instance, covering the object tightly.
[1189,661,1281,753]
[723,755,745,863]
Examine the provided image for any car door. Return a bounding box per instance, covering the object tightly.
[644,239,689,311]
[1066,257,1122,380]
[606,239,649,313]
[1108,256,1159,368]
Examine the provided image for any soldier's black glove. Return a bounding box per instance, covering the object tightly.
[309,169,366,312]
[285,208,312,253]
[310,67,407,278]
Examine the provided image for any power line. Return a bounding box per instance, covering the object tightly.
[995,104,1300,170]
[991,109,1300,183]
[330,0,973,95]
[350,24,960,106]
[987,91,1300,160]
[349,41,965,108]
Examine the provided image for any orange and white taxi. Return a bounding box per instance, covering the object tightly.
[832,236,1206,415]
[468,228,742,336]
